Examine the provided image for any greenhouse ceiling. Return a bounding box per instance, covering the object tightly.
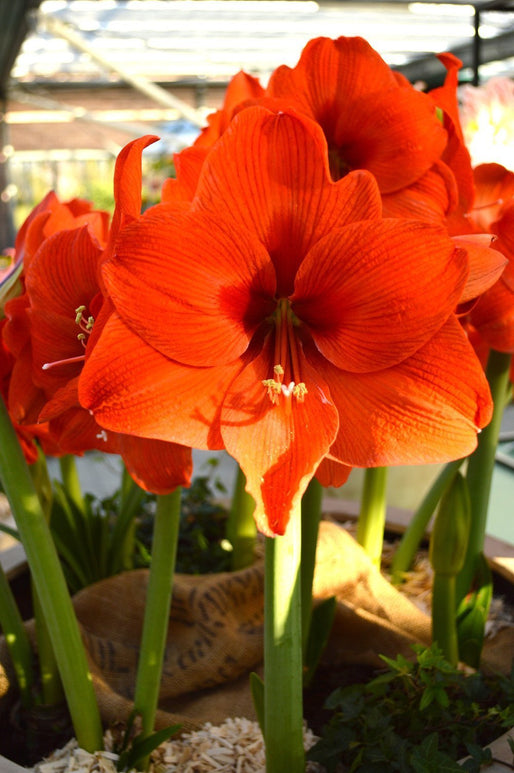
[2,0,514,101]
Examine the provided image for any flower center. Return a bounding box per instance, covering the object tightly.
[262,299,307,404]
[42,304,95,371]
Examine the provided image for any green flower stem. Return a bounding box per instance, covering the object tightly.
[110,467,146,573]
[0,560,35,708]
[300,477,323,654]
[227,466,257,571]
[0,395,103,752]
[457,349,512,602]
[59,455,84,513]
[32,584,64,706]
[33,450,64,707]
[133,489,181,741]
[356,466,388,567]
[431,574,459,666]
[264,501,304,773]
[390,459,464,583]
[30,446,53,520]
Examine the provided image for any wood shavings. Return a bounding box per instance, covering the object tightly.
[33,719,324,773]
[35,740,118,773]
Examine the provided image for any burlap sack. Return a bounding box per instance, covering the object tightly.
[1,520,509,734]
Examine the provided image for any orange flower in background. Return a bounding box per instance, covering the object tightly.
[0,318,59,463]
[265,37,447,193]
[2,136,192,494]
[163,36,471,228]
[459,163,514,353]
[80,108,492,536]
[162,70,264,204]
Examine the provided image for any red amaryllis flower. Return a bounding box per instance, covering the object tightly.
[163,37,463,227]
[0,318,59,463]
[3,137,192,494]
[460,164,514,352]
[265,37,447,193]
[80,108,492,536]
[162,71,264,204]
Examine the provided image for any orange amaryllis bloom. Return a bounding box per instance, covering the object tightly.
[3,137,192,494]
[80,108,492,536]
[162,71,263,204]
[0,318,59,463]
[164,37,453,223]
[460,164,514,352]
[265,37,447,194]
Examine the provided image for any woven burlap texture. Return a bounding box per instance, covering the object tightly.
[5,520,509,733]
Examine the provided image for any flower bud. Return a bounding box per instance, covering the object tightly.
[429,471,471,577]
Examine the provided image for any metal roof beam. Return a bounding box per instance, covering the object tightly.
[394,27,514,85]
[37,11,205,127]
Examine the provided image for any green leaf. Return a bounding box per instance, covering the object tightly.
[410,733,461,772]
[456,554,493,668]
[0,522,20,541]
[117,724,181,771]
[250,671,265,734]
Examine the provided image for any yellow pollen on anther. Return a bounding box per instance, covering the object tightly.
[262,363,308,404]
[75,304,95,342]
[292,382,308,401]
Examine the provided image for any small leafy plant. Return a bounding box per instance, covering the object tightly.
[136,471,233,575]
[307,643,514,773]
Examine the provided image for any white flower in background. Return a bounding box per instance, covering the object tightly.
[459,77,514,171]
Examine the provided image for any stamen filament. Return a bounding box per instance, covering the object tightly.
[262,300,307,404]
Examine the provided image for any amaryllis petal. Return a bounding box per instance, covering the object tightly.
[267,37,400,117]
[193,107,382,296]
[317,316,491,468]
[104,207,276,366]
[79,311,237,450]
[7,343,45,424]
[194,70,264,150]
[292,219,466,371]
[381,161,458,224]
[19,194,109,271]
[48,411,120,456]
[495,203,514,260]
[471,164,514,233]
[39,378,80,420]
[118,435,192,494]
[331,87,448,193]
[104,135,159,262]
[220,336,339,535]
[469,278,514,352]
[161,146,207,203]
[453,235,507,303]
[429,54,474,212]
[315,457,352,488]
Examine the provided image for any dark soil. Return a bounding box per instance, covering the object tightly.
[303,662,376,735]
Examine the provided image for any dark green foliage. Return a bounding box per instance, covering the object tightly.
[137,473,232,575]
[307,644,514,773]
